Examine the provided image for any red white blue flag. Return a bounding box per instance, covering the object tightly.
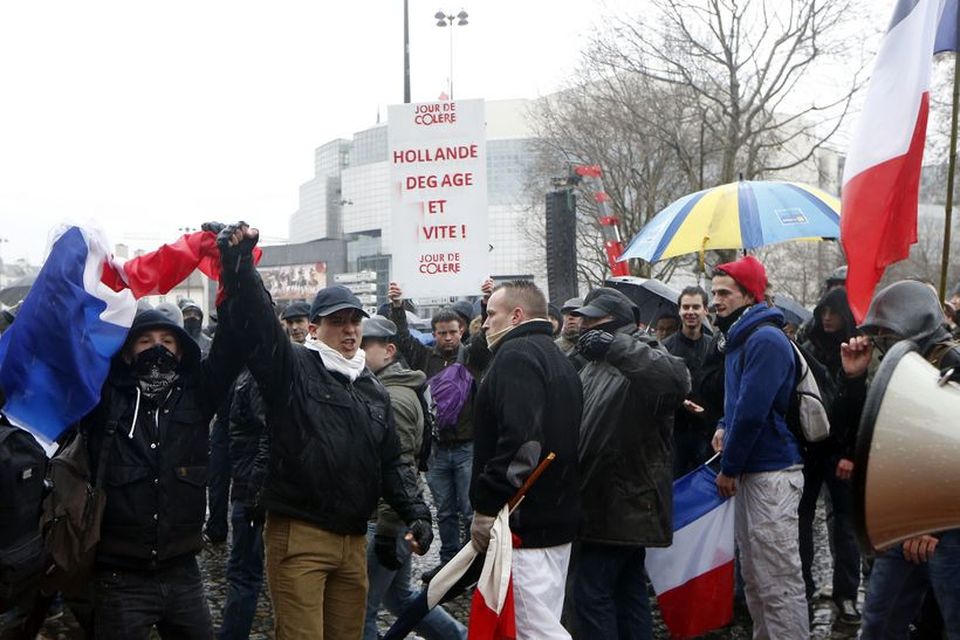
[0,224,258,448]
[841,0,947,320]
[645,464,735,639]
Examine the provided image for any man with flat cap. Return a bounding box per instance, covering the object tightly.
[280,301,310,344]
[572,287,690,639]
[555,297,583,356]
[218,224,432,640]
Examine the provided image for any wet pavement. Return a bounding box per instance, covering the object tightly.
[40,496,861,639]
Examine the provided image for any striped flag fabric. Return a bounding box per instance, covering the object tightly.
[0,224,257,449]
[467,505,515,640]
[0,226,138,449]
[382,540,484,640]
[645,464,736,639]
[841,0,946,320]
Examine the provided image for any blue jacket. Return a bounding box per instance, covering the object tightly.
[720,304,802,476]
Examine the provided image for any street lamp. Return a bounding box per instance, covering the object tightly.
[435,9,468,100]
[178,227,197,300]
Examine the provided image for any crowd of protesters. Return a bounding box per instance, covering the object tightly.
[1,221,959,640]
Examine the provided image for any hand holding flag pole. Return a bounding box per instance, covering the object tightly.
[381,452,556,640]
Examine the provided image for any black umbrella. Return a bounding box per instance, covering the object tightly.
[604,276,682,327]
[0,274,36,306]
[774,296,813,327]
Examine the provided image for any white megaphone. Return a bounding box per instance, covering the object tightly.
[853,340,960,552]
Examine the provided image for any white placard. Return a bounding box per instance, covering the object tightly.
[388,99,489,298]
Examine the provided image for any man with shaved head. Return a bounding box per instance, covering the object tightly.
[470,280,583,639]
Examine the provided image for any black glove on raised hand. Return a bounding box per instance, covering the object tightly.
[408,519,433,556]
[216,222,258,272]
[200,221,226,235]
[374,534,403,570]
[578,329,615,361]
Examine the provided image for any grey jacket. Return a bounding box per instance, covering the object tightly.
[375,362,428,537]
[578,328,691,546]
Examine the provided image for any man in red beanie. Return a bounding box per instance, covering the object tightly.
[709,256,809,638]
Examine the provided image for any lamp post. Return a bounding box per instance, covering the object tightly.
[178,226,197,301]
[434,9,468,100]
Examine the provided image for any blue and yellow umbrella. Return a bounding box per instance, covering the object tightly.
[619,180,841,263]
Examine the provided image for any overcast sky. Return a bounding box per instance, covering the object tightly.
[0,0,892,265]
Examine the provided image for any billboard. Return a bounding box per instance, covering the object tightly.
[388,99,489,298]
[259,262,327,301]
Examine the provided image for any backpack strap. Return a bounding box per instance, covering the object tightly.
[91,385,127,490]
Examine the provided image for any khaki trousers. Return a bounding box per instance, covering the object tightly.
[736,469,809,640]
[265,512,368,640]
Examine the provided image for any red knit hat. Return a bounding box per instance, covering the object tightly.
[715,255,768,302]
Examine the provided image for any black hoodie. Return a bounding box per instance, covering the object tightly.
[802,288,857,378]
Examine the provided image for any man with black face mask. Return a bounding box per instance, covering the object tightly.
[572,288,690,639]
[179,299,212,357]
[80,270,246,639]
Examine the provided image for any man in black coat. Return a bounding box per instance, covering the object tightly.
[84,297,246,639]
[220,224,432,639]
[573,288,690,639]
[470,280,583,640]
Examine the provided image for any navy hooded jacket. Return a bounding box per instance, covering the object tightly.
[719,304,803,476]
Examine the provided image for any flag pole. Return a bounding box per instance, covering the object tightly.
[940,20,960,302]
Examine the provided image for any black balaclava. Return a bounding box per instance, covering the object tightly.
[132,344,179,399]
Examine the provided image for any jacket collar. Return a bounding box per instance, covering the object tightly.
[496,319,554,347]
[724,304,785,351]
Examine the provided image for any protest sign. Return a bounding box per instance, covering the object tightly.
[388,99,489,298]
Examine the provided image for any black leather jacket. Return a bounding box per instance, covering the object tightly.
[229,264,430,535]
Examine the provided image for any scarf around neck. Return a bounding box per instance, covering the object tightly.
[305,336,366,381]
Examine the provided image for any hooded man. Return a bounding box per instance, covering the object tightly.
[798,287,861,625]
[360,316,466,640]
[82,291,246,639]
[219,225,432,640]
[710,256,809,638]
[838,280,960,639]
[572,288,690,639]
[471,280,582,640]
[178,299,213,357]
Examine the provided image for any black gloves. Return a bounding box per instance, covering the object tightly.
[374,535,403,570]
[578,329,615,361]
[408,519,434,556]
[215,221,258,273]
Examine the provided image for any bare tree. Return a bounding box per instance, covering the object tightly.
[594,0,864,182]
[527,0,864,288]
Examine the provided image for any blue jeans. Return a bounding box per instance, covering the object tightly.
[93,557,211,640]
[573,543,652,640]
[362,524,466,640]
[426,442,473,564]
[799,453,860,602]
[861,529,960,639]
[205,413,231,541]
[216,502,264,640]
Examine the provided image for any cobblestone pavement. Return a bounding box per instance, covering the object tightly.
[41,496,862,639]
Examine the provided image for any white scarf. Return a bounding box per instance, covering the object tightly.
[305,336,366,381]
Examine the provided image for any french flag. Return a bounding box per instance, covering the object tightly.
[645,464,735,639]
[467,505,516,640]
[0,224,255,449]
[841,0,949,321]
[0,226,138,450]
